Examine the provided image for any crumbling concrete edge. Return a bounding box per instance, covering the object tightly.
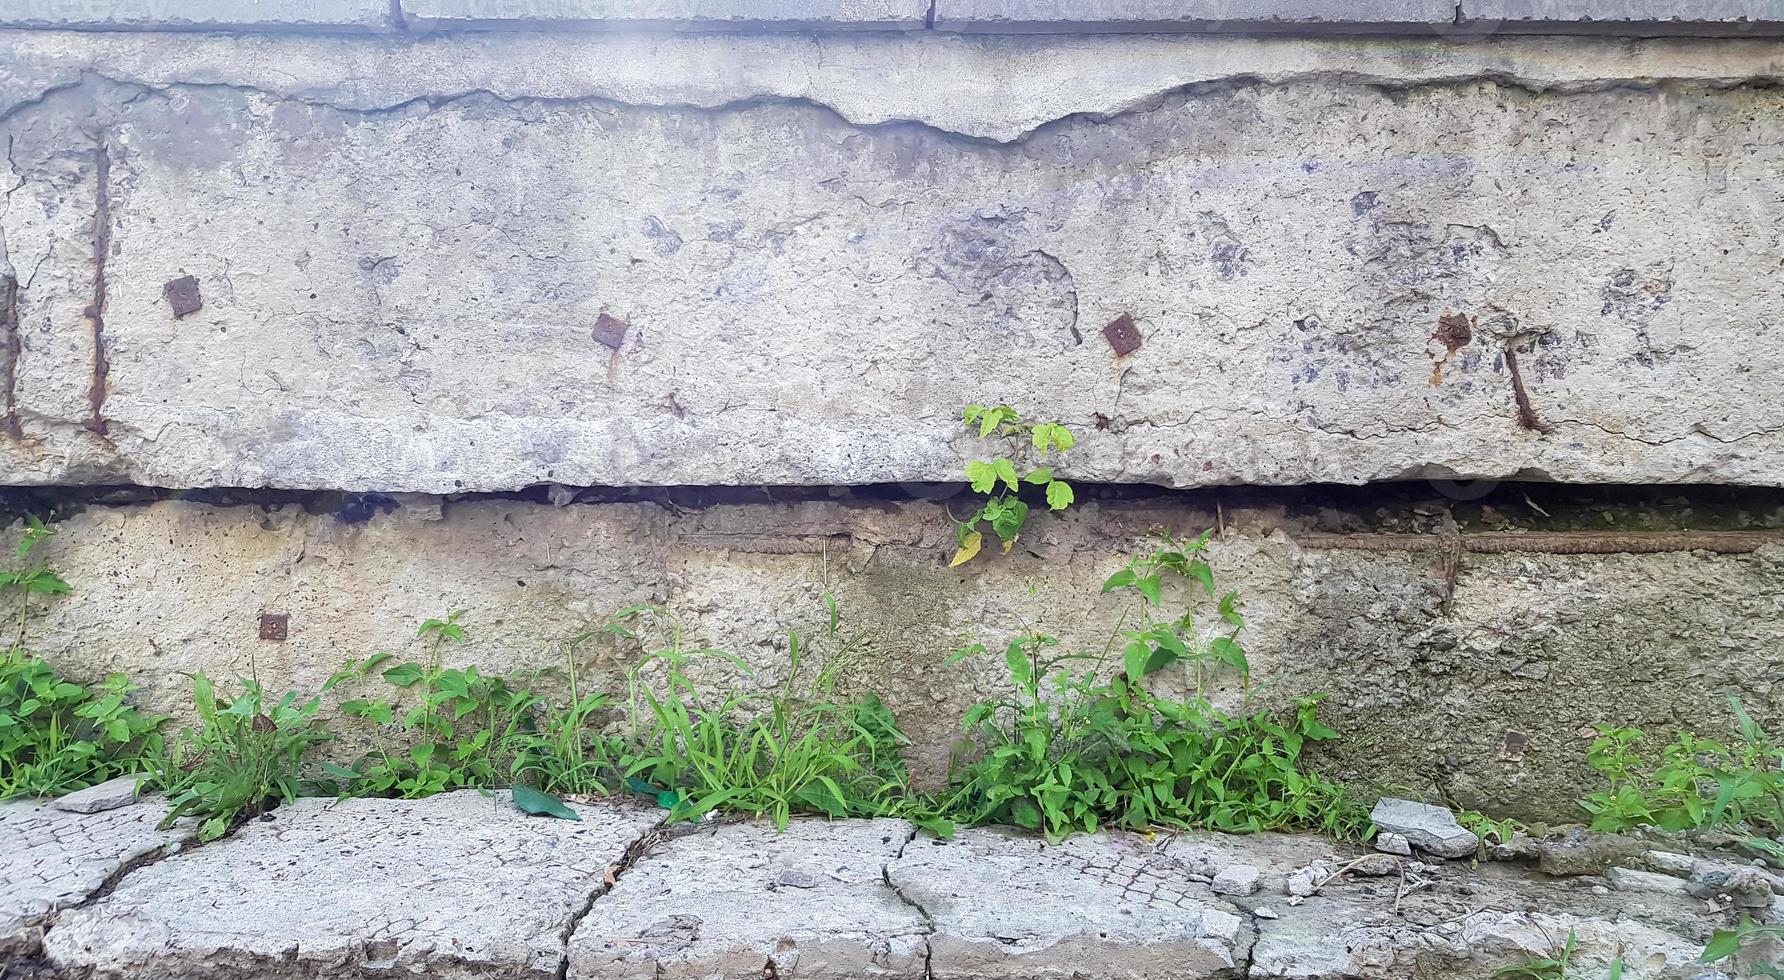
[6,30,1784,144]
[551,815,669,980]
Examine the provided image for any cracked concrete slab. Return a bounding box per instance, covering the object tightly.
[2,33,1784,491]
[567,818,928,979]
[1246,869,1716,979]
[888,826,1250,979]
[40,791,664,980]
[0,795,193,956]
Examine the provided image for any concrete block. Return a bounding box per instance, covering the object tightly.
[43,792,665,979]
[887,828,1248,978]
[0,799,193,956]
[400,0,930,30]
[934,0,1456,32]
[3,32,1782,492]
[568,818,927,979]
[0,0,391,30]
[1464,0,1784,31]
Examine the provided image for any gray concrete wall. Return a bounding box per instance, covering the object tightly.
[16,494,1783,821]
[2,8,1782,823]
[2,31,1784,491]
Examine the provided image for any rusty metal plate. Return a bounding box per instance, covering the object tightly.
[1102,313,1141,357]
[592,312,629,350]
[164,276,202,318]
[258,613,289,641]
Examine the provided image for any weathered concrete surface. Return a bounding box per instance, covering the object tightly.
[1465,0,1784,30]
[1246,863,1717,979]
[401,0,931,30]
[1167,830,1720,979]
[41,791,664,979]
[569,818,927,979]
[0,795,192,956]
[49,774,143,814]
[889,827,1250,978]
[3,32,1784,491]
[11,804,1737,980]
[16,495,1784,823]
[0,0,393,31]
[933,0,1458,31]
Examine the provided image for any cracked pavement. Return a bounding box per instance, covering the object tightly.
[3,792,1731,980]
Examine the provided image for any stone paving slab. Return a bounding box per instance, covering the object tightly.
[888,827,1249,979]
[568,817,927,979]
[41,791,664,980]
[0,794,193,956]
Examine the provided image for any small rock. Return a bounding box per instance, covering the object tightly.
[1536,832,1647,877]
[1375,832,1412,856]
[1591,885,1610,896]
[1287,870,1319,897]
[1350,855,1401,877]
[1690,864,1774,909]
[1254,907,1279,919]
[1286,896,1305,907]
[1644,850,1696,877]
[775,870,820,889]
[1369,798,1479,859]
[1492,836,1544,863]
[51,776,143,814]
[1609,867,1691,896]
[1200,909,1243,944]
[1212,865,1261,897]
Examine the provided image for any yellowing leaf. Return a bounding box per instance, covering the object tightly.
[950,531,983,567]
[1001,538,1015,554]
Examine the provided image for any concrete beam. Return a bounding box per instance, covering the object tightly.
[3,32,1784,492]
[932,0,1459,33]
[0,0,394,31]
[398,0,932,30]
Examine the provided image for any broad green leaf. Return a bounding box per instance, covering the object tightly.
[1700,929,1743,962]
[1045,480,1074,511]
[1101,569,1136,593]
[992,458,1020,493]
[1135,575,1162,606]
[512,785,580,821]
[964,460,997,494]
[1187,561,1215,597]
[1004,641,1033,687]
[382,663,425,687]
[1024,467,1053,485]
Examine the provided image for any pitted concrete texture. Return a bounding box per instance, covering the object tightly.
[3,32,1784,491]
[17,498,1784,823]
[0,796,192,956]
[568,818,928,979]
[41,791,665,979]
[401,0,931,29]
[888,827,1251,978]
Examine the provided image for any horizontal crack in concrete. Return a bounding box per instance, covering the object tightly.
[5,62,1784,145]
